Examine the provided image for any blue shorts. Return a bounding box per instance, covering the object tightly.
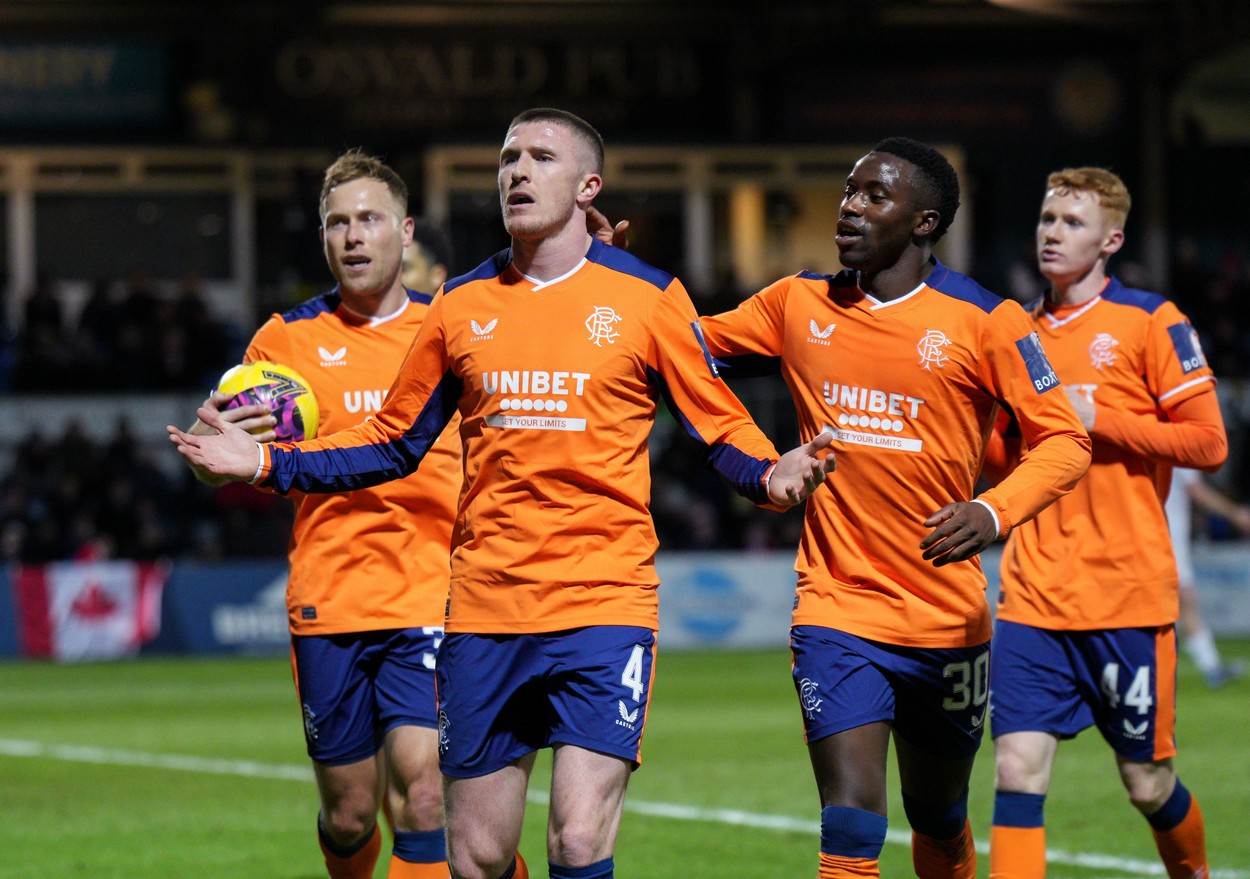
[436,626,656,779]
[988,620,1177,762]
[291,626,443,766]
[790,626,990,758]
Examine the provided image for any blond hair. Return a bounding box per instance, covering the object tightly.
[319,148,408,222]
[1045,167,1131,229]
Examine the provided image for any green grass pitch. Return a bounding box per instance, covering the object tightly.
[1,642,1247,878]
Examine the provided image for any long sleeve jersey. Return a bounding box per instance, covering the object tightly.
[700,262,1091,648]
[257,239,785,634]
[246,287,460,635]
[997,277,1226,630]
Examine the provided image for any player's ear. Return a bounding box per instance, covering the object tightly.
[401,215,415,247]
[915,208,941,238]
[576,172,603,207]
[1102,227,1125,257]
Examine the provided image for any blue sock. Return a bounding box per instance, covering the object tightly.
[548,859,614,879]
[820,805,888,859]
[391,827,447,863]
[903,791,968,840]
[993,790,1046,828]
[1146,780,1193,832]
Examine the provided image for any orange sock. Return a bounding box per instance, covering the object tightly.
[989,825,1046,879]
[913,819,976,879]
[319,823,381,879]
[1149,788,1208,879]
[511,851,530,879]
[386,855,449,878]
[818,851,878,878]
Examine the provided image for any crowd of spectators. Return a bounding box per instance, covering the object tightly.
[2,245,1248,564]
[4,273,242,394]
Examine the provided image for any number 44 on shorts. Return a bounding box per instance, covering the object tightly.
[1101,662,1154,713]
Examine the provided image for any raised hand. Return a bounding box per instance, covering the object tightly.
[586,205,630,248]
[768,428,837,506]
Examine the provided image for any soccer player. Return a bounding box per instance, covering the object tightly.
[169,107,836,879]
[403,219,455,299]
[986,167,1228,879]
[1168,467,1247,689]
[696,138,1092,879]
[182,150,460,879]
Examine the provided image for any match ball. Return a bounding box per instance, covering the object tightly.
[217,361,319,442]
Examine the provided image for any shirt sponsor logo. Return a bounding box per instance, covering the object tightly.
[1167,321,1208,374]
[485,414,587,431]
[318,346,347,366]
[1088,332,1119,370]
[481,369,591,431]
[917,329,952,370]
[586,306,622,346]
[343,389,389,413]
[822,382,925,449]
[807,319,836,346]
[1017,331,1061,393]
[470,318,498,341]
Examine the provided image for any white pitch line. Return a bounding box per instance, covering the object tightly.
[2,739,1245,879]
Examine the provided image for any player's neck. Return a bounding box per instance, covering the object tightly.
[511,227,593,283]
[857,251,935,301]
[339,282,409,319]
[1045,265,1108,308]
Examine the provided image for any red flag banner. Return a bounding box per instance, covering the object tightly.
[12,561,167,661]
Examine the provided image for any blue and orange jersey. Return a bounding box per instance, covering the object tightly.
[997,277,1226,630]
[256,239,784,635]
[245,287,459,635]
[699,261,1091,648]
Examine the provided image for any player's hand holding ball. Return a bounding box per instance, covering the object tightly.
[170,361,319,486]
[215,361,319,442]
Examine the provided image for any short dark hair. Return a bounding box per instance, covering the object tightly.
[320,148,408,221]
[870,137,961,243]
[508,107,605,174]
[410,219,454,272]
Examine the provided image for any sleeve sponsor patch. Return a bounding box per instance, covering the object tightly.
[1167,321,1208,374]
[1016,331,1061,394]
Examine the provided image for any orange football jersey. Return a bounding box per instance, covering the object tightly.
[245,288,459,635]
[997,277,1220,629]
[699,263,1091,648]
[257,240,784,635]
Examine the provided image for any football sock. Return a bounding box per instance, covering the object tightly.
[318,816,381,879]
[989,791,1046,879]
[904,791,976,878]
[387,828,448,878]
[548,858,614,879]
[818,805,887,878]
[1146,780,1209,879]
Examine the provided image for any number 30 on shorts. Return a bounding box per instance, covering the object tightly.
[942,652,989,712]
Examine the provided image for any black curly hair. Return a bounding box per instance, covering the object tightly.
[870,136,961,243]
